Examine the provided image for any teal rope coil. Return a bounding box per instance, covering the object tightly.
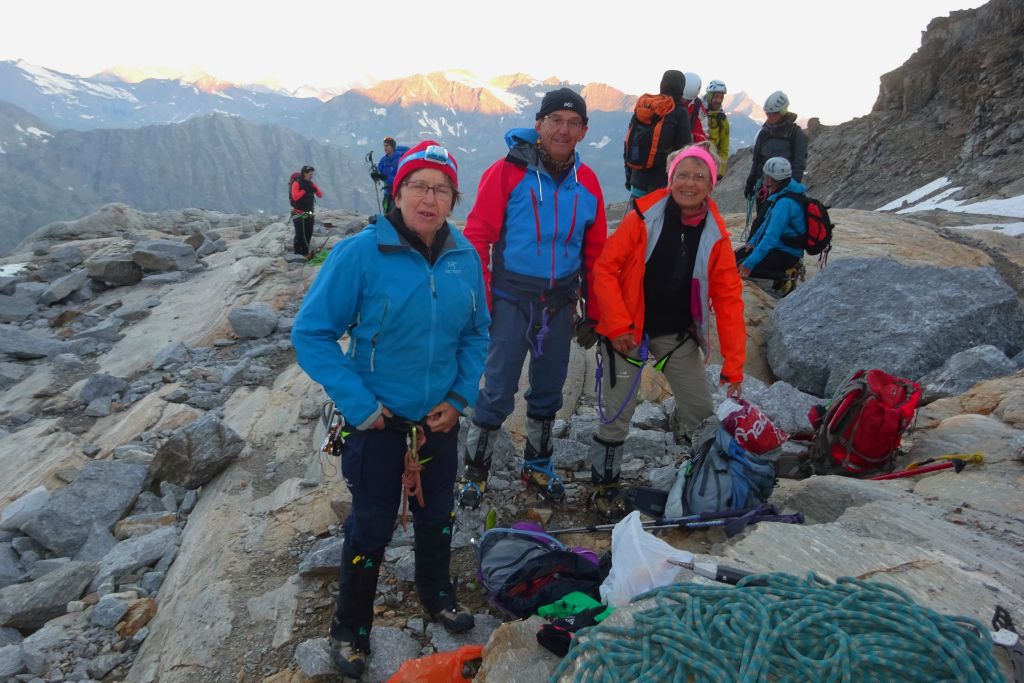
[550,572,1004,683]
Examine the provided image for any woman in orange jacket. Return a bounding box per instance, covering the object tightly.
[589,142,746,518]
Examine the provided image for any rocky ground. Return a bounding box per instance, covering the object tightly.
[0,201,1022,682]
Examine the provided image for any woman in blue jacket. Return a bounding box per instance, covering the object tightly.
[735,156,805,293]
[292,140,490,679]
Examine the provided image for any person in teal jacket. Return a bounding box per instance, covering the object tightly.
[292,140,490,679]
[735,156,805,283]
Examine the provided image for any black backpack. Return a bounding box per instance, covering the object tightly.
[624,94,678,171]
[777,192,835,256]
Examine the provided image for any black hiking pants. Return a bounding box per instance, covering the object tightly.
[734,246,801,279]
[292,213,314,255]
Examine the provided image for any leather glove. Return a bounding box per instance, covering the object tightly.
[370,170,383,182]
[574,318,599,350]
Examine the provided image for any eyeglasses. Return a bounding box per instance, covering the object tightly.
[672,171,709,185]
[403,180,454,201]
[542,115,585,131]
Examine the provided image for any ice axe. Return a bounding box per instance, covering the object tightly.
[868,452,984,481]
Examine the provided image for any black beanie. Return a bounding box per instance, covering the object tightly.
[660,70,685,98]
[536,88,588,124]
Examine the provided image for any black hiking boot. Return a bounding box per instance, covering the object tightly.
[328,627,368,679]
[329,544,382,679]
[414,516,475,633]
[426,602,476,633]
[589,480,629,521]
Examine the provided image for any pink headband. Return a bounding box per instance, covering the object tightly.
[667,146,718,188]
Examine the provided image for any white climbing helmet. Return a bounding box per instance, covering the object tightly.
[682,72,702,100]
[764,91,790,114]
[762,157,792,181]
[706,80,727,94]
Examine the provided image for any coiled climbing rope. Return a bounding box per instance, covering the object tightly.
[551,573,1004,683]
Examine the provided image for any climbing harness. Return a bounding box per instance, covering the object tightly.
[553,572,1005,682]
[400,424,430,532]
[594,334,690,425]
[594,335,649,425]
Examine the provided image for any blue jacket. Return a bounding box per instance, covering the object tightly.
[377,146,410,196]
[292,217,491,429]
[463,128,607,320]
[743,179,807,272]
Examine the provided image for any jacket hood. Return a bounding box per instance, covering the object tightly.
[503,127,581,173]
[504,127,538,149]
[769,178,807,199]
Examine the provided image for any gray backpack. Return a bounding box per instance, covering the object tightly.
[665,418,778,517]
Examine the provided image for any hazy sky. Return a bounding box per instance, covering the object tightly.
[0,0,987,124]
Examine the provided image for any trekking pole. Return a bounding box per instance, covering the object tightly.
[546,503,775,536]
[365,151,382,214]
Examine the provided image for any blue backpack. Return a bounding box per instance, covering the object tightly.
[680,424,778,515]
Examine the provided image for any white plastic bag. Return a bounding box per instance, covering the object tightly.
[599,511,694,606]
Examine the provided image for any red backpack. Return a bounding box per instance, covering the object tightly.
[778,192,835,258]
[807,369,922,476]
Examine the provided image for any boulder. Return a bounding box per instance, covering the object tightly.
[367,627,421,682]
[0,544,21,589]
[152,341,191,370]
[0,294,37,323]
[87,256,144,286]
[293,638,337,680]
[767,259,1024,396]
[18,610,91,675]
[228,302,278,339]
[79,372,129,403]
[133,240,198,273]
[297,535,345,577]
[918,344,1017,400]
[0,325,79,360]
[20,460,149,556]
[476,616,560,682]
[0,561,97,629]
[51,245,84,268]
[0,485,50,531]
[38,270,89,305]
[0,644,24,677]
[90,526,179,592]
[72,318,124,343]
[152,413,246,488]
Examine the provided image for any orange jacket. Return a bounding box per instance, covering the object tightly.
[593,189,746,383]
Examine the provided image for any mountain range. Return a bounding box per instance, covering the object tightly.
[0,60,765,253]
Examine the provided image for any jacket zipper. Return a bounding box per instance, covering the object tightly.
[369,298,390,372]
[550,189,559,288]
[531,189,541,256]
[563,194,579,258]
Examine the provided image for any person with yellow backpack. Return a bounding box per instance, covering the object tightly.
[703,80,730,181]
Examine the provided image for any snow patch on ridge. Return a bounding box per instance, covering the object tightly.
[876,177,952,211]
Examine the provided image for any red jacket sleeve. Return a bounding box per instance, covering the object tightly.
[577,168,607,322]
[290,182,306,202]
[312,182,323,198]
[463,160,518,309]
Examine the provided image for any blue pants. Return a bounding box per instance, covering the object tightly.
[340,424,458,553]
[473,297,573,426]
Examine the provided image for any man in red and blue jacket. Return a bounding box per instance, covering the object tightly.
[460,88,607,506]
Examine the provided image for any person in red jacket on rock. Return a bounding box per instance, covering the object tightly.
[290,165,323,256]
